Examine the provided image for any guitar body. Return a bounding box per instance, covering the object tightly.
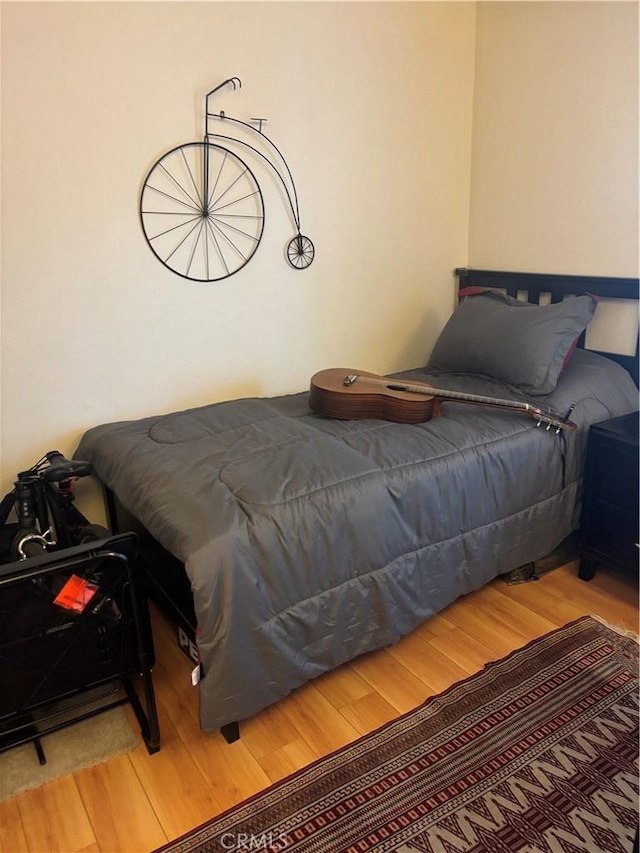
[309,368,439,424]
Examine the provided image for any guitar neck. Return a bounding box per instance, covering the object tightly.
[382,379,532,414]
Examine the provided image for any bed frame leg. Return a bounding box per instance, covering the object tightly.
[220,721,240,743]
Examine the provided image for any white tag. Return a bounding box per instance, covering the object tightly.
[191,664,202,686]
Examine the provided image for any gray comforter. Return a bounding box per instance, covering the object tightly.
[76,350,638,730]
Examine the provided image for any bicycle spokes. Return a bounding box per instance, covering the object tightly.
[287,233,315,269]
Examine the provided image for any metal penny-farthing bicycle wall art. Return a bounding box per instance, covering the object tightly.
[139,77,315,282]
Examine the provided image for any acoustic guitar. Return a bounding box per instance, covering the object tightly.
[309,368,577,432]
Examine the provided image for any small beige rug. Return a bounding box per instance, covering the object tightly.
[0,706,138,802]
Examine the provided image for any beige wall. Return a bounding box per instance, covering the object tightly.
[1,1,638,516]
[1,2,476,502]
[469,1,639,276]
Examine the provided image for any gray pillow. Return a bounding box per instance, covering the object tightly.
[427,290,597,396]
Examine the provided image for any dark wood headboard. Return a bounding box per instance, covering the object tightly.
[455,268,640,387]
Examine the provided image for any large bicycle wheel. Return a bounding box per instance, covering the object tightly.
[140,142,265,282]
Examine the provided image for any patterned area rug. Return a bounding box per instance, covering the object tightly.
[155,616,639,853]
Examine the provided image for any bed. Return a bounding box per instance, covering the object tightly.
[75,268,639,740]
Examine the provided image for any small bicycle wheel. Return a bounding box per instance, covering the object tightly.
[76,523,111,545]
[286,234,315,269]
[140,142,265,282]
[11,529,47,561]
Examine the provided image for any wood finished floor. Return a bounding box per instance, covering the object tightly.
[1,561,637,853]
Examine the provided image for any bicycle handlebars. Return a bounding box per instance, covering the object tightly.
[1,451,98,561]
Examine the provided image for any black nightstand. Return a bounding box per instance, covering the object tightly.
[0,533,160,760]
[579,411,639,580]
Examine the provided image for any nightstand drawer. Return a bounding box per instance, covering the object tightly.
[582,501,639,572]
[588,439,639,512]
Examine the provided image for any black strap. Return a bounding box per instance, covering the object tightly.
[558,429,568,490]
